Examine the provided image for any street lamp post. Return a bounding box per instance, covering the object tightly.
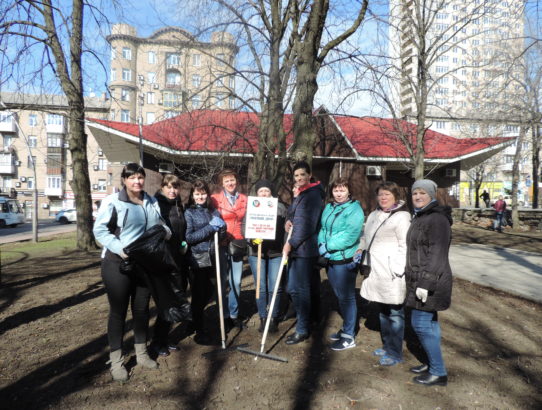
[138,75,145,167]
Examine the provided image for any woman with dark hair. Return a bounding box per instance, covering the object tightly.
[151,174,189,356]
[358,181,411,365]
[211,169,248,329]
[318,177,364,350]
[185,180,227,344]
[282,161,325,345]
[405,179,452,386]
[94,163,170,382]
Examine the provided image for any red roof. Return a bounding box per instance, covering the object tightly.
[91,110,294,154]
[333,116,512,159]
[89,111,512,160]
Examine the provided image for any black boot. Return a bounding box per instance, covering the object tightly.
[268,318,279,334]
[258,318,265,333]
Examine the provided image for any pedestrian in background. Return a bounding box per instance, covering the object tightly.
[405,179,452,387]
[318,177,364,351]
[358,181,410,365]
[492,195,507,232]
[480,190,490,208]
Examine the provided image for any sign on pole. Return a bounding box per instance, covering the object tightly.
[245,196,278,240]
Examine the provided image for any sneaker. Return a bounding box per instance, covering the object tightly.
[379,355,403,366]
[330,336,356,351]
[150,343,170,357]
[372,348,387,357]
[329,330,344,341]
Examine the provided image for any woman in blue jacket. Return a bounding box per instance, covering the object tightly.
[282,161,325,345]
[184,180,227,344]
[93,163,170,382]
[318,177,364,350]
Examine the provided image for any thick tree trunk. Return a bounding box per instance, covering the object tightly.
[511,126,526,230]
[532,124,540,209]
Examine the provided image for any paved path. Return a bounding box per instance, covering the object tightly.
[0,221,76,244]
[450,244,542,303]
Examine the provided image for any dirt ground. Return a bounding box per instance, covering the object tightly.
[1,224,541,409]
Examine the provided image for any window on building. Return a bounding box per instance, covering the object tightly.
[215,93,225,107]
[28,114,37,126]
[229,76,235,88]
[166,70,181,87]
[111,47,117,60]
[121,88,130,101]
[192,74,201,87]
[146,112,155,124]
[164,110,180,119]
[2,176,12,189]
[216,77,224,87]
[122,68,132,81]
[121,110,130,122]
[47,133,63,147]
[148,51,156,64]
[163,92,181,108]
[27,177,34,189]
[147,72,156,84]
[28,135,37,147]
[2,134,13,147]
[98,179,107,192]
[216,53,225,66]
[110,109,116,121]
[192,53,201,66]
[98,158,108,170]
[122,47,131,60]
[27,155,36,168]
[505,125,519,133]
[435,121,446,129]
[47,114,63,125]
[47,176,61,189]
[111,68,116,81]
[147,92,155,104]
[229,96,235,109]
[166,53,180,66]
[192,95,201,108]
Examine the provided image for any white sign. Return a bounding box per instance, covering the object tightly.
[245,196,278,240]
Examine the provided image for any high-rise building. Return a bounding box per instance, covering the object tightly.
[107,24,238,124]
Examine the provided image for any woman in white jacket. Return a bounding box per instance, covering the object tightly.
[358,181,411,366]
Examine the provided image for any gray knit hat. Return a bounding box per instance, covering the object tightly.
[412,179,438,200]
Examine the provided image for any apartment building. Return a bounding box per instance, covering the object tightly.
[0,92,110,219]
[107,24,238,125]
[389,0,529,204]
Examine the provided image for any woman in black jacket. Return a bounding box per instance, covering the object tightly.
[405,179,453,387]
[184,180,227,344]
[151,174,189,356]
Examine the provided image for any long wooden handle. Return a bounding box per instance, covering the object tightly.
[214,232,226,349]
[256,242,262,299]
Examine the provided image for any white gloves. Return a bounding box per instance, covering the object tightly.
[415,287,428,303]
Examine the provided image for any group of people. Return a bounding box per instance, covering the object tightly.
[93,161,453,387]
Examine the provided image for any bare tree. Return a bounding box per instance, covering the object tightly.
[0,0,110,250]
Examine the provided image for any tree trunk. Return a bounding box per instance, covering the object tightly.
[532,124,540,209]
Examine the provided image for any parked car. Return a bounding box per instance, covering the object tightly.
[55,209,77,224]
[503,195,525,207]
[0,196,25,228]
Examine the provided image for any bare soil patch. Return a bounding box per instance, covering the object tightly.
[1,225,541,409]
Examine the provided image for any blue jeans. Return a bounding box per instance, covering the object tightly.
[411,309,447,376]
[249,255,283,319]
[379,303,404,360]
[287,257,317,335]
[326,263,358,338]
[493,212,504,231]
[220,248,244,319]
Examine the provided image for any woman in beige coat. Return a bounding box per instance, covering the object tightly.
[358,181,411,366]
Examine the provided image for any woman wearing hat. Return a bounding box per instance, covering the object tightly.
[405,179,453,387]
[247,179,287,333]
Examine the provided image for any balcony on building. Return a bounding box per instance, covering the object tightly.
[0,152,16,174]
[0,112,17,132]
[44,175,63,197]
[46,114,66,134]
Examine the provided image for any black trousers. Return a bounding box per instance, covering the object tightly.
[190,266,217,332]
[101,257,151,351]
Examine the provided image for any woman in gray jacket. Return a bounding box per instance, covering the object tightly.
[358,181,411,366]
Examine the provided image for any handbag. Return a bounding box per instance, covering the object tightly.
[191,251,213,268]
[228,239,247,258]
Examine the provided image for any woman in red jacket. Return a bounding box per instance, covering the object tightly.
[211,169,248,329]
